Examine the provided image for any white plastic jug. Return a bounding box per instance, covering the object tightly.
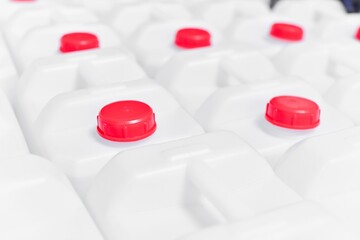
[25,79,204,196]
[86,131,303,240]
[230,15,310,57]
[194,79,354,166]
[16,47,145,139]
[129,19,222,76]
[6,16,122,71]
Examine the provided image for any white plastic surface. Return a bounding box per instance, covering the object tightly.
[324,74,360,125]
[317,15,360,45]
[274,41,360,84]
[273,0,346,25]
[190,0,270,31]
[323,45,360,79]
[156,47,279,114]
[25,79,204,196]
[130,19,222,76]
[86,131,302,240]
[0,34,18,103]
[273,43,336,94]
[180,202,358,240]
[194,79,354,166]
[0,154,104,240]
[276,127,360,235]
[0,0,52,26]
[0,90,28,159]
[101,1,192,40]
[73,0,143,15]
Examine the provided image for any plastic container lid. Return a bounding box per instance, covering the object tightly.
[60,32,99,53]
[270,23,304,42]
[265,96,320,129]
[175,28,211,49]
[97,100,157,142]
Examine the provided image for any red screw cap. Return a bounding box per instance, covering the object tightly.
[270,23,304,42]
[355,27,360,40]
[175,28,211,49]
[60,32,99,53]
[97,100,157,142]
[265,96,320,130]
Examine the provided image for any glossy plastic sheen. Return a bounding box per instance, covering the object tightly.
[265,96,320,129]
[175,28,211,49]
[270,23,303,41]
[97,100,157,142]
[60,32,99,53]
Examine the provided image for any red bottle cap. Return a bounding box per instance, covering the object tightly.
[60,32,99,53]
[355,27,360,40]
[97,100,157,142]
[265,96,320,130]
[175,28,211,49]
[270,23,304,42]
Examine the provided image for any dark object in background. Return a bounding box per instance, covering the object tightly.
[341,0,360,13]
[271,0,360,13]
[270,0,280,8]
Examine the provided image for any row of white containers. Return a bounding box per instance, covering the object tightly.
[2,0,360,239]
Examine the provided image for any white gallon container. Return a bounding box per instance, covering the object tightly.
[273,0,346,26]
[25,79,204,196]
[194,79,354,166]
[189,0,270,31]
[129,19,222,76]
[230,15,310,57]
[276,127,360,235]
[0,154,104,240]
[4,9,122,71]
[0,90,28,159]
[16,47,146,138]
[0,34,18,103]
[4,5,99,52]
[156,48,280,115]
[86,131,304,240]
[179,202,359,240]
